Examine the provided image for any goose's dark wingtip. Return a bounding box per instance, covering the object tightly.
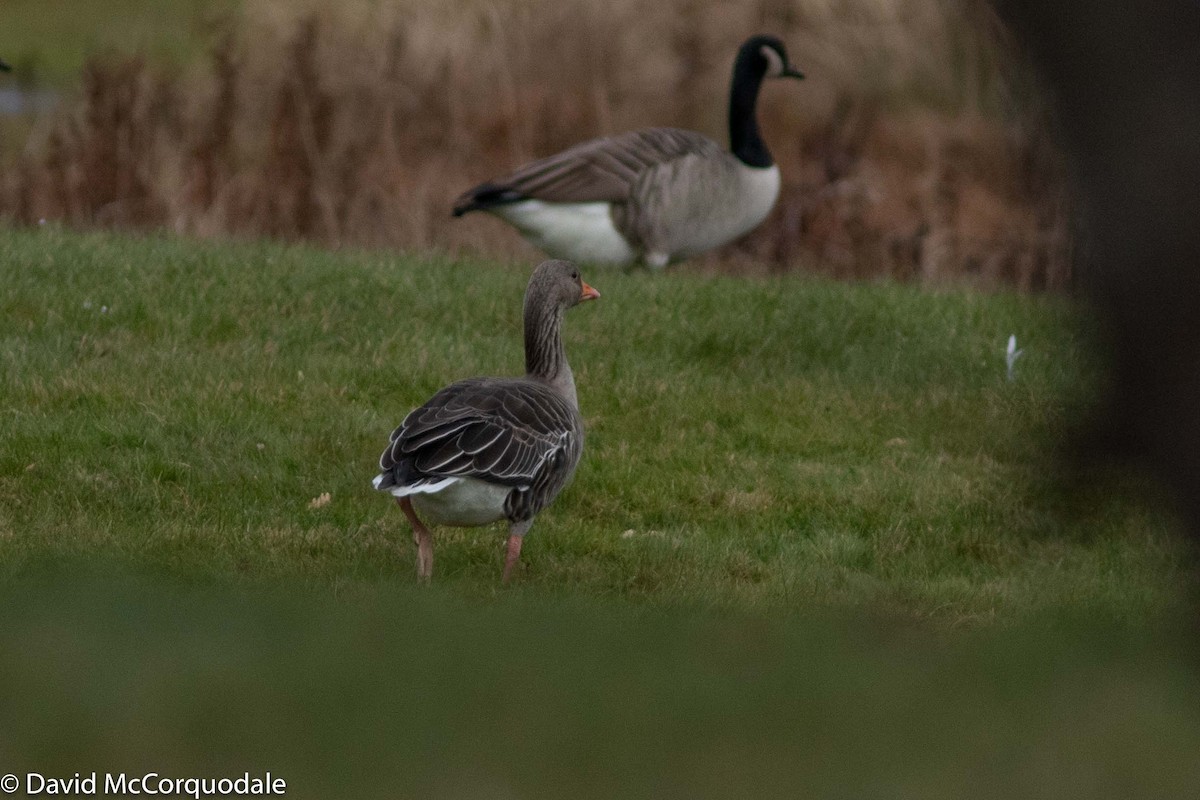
[451,183,525,217]
[452,192,487,217]
[452,197,505,216]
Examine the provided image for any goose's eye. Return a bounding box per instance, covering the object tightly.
[571,271,578,280]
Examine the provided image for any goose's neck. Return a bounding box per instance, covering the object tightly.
[524,302,577,407]
[728,55,772,168]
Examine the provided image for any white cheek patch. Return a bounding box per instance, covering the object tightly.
[760,45,784,78]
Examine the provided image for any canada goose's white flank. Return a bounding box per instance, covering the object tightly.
[453,35,804,268]
[372,260,599,582]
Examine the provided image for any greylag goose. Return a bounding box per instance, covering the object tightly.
[372,260,599,582]
[452,34,804,269]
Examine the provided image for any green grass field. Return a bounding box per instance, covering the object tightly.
[1,227,1197,796]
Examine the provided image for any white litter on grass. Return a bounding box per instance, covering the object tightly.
[1006,335,1024,381]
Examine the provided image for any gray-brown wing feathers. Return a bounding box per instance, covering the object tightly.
[379,378,579,488]
[453,128,723,212]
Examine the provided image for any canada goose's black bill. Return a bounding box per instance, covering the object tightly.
[782,66,805,80]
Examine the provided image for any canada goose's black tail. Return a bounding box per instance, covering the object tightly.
[452,182,526,217]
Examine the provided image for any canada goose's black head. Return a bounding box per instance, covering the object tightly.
[739,35,805,82]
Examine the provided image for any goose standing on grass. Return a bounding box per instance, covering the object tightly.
[372,260,599,582]
[452,34,804,269]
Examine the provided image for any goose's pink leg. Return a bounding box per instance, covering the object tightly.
[502,534,524,584]
[502,520,532,583]
[397,497,433,581]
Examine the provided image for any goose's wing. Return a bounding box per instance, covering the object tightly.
[377,378,579,489]
[453,128,723,214]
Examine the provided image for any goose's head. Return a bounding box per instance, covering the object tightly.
[739,35,804,81]
[526,260,600,314]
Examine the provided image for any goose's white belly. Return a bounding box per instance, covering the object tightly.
[489,163,779,267]
[408,477,511,527]
[491,200,636,265]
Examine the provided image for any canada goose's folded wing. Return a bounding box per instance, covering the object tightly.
[453,127,723,213]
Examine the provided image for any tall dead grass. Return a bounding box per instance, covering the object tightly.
[0,0,1071,288]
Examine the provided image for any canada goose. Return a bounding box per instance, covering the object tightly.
[372,260,599,582]
[0,59,11,72]
[453,34,804,268]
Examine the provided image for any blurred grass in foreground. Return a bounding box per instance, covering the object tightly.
[0,566,1197,799]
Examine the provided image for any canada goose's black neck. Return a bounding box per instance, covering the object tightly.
[728,49,772,168]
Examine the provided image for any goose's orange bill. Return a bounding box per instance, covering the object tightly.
[580,282,600,301]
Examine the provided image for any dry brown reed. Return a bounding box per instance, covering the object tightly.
[0,0,1072,288]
